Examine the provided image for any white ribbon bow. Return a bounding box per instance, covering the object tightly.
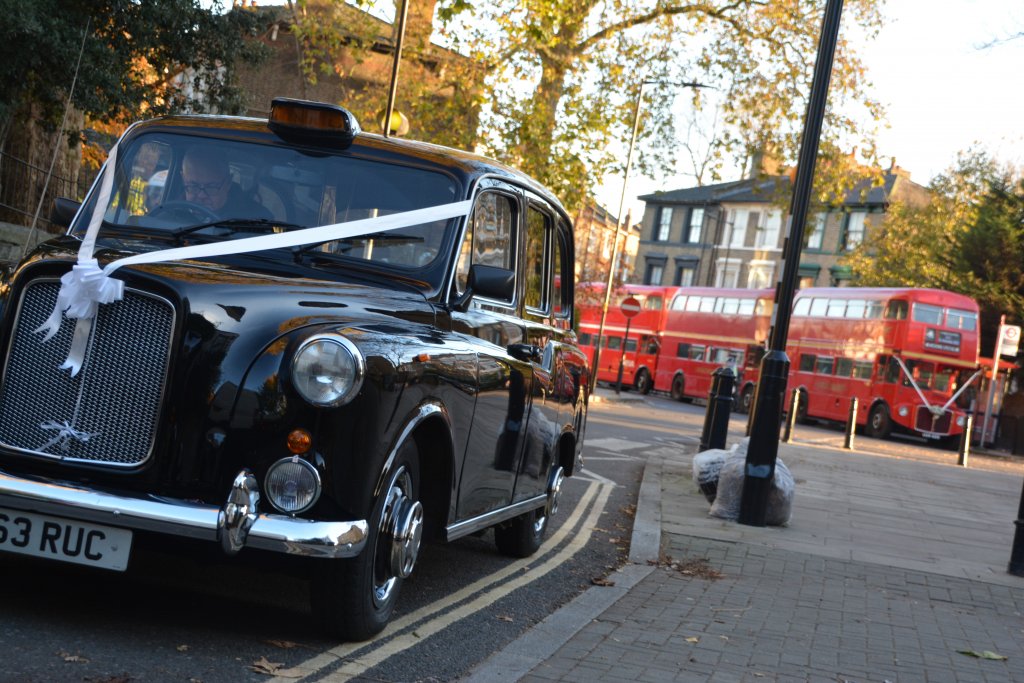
[34,140,473,376]
[39,419,98,452]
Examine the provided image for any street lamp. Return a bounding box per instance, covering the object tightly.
[590,79,711,394]
[382,0,409,139]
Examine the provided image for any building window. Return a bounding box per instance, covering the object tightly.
[714,258,741,288]
[844,211,867,250]
[747,261,775,289]
[674,263,696,286]
[654,206,673,241]
[685,207,704,243]
[807,213,826,250]
[755,210,782,249]
[644,262,664,285]
[721,209,749,247]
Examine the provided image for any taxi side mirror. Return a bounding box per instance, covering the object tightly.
[452,264,515,312]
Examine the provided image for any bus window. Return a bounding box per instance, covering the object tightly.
[699,296,715,312]
[865,300,884,318]
[884,357,901,384]
[624,338,638,352]
[815,357,834,375]
[579,332,592,345]
[745,344,765,367]
[836,358,854,377]
[810,298,828,317]
[845,299,867,319]
[687,345,706,360]
[646,295,663,311]
[718,297,740,314]
[912,303,942,325]
[933,367,956,392]
[739,299,755,315]
[670,295,687,310]
[885,300,908,320]
[853,360,873,379]
[684,296,701,312]
[947,308,977,331]
[902,360,934,389]
[799,354,816,372]
[756,298,773,316]
[826,300,846,318]
[642,336,660,354]
[676,343,689,358]
[793,298,811,317]
[607,337,622,351]
[709,347,740,365]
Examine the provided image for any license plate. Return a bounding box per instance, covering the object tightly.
[0,506,132,571]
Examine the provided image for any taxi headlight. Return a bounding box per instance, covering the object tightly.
[265,456,321,514]
[291,335,364,407]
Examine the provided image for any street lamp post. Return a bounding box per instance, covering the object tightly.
[383,0,409,139]
[738,0,845,526]
[590,79,709,393]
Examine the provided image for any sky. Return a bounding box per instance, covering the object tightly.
[598,0,1024,221]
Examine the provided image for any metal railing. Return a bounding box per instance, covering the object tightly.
[0,148,93,233]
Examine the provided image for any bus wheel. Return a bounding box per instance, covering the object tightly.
[670,375,686,402]
[796,390,810,424]
[634,368,653,395]
[738,385,754,414]
[866,403,892,439]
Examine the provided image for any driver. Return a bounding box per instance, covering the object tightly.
[180,146,271,220]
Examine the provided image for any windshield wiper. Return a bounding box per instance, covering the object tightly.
[292,232,425,260]
[170,218,307,239]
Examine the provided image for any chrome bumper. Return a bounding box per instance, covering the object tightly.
[0,468,368,559]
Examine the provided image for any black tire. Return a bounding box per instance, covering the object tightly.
[866,404,892,439]
[795,390,810,424]
[311,440,423,641]
[634,368,653,395]
[738,385,754,414]
[494,467,561,558]
[670,374,686,402]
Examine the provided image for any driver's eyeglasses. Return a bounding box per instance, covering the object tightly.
[183,176,229,197]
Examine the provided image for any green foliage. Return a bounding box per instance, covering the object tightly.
[0,0,271,131]
[848,149,1024,352]
[435,0,887,212]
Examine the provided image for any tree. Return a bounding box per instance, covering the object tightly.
[0,0,269,229]
[436,0,887,211]
[847,149,1024,352]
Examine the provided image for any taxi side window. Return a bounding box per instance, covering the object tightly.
[457,192,517,301]
[524,206,549,313]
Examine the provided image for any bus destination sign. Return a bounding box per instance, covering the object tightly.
[924,328,961,353]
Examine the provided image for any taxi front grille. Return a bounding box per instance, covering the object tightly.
[0,279,174,466]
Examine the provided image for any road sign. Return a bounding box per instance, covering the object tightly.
[998,324,1021,357]
[620,296,642,318]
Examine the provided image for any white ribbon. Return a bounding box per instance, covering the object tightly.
[34,139,473,376]
[39,419,98,452]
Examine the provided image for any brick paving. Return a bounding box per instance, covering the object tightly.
[467,422,1024,683]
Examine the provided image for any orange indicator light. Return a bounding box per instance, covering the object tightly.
[287,428,312,454]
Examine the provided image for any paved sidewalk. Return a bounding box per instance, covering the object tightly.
[464,417,1024,682]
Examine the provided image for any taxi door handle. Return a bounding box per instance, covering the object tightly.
[508,343,542,363]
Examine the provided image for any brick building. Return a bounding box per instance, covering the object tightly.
[633,162,930,289]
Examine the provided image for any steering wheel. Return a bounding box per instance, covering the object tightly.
[148,200,220,223]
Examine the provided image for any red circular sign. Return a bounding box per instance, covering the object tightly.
[620,296,642,318]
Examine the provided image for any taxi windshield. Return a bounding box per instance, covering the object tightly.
[73,132,461,272]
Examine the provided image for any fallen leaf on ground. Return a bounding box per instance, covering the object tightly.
[177,644,190,652]
[957,649,1008,660]
[57,651,89,663]
[249,656,284,675]
[591,577,616,587]
[264,639,299,649]
[497,615,514,622]
[685,636,700,644]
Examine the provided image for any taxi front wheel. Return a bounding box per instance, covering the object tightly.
[312,441,422,641]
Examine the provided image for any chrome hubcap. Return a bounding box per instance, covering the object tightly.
[389,496,424,579]
[373,467,420,607]
[546,467,564,518]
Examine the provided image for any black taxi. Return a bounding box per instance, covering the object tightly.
[0,99,590,640]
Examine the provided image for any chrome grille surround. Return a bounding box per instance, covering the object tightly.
[0,279,175,466]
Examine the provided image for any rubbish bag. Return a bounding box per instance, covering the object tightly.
[709,447,794,526]
[691,449,728,503]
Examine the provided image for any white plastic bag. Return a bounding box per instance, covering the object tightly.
[709,447,794,526]
[691,449,728,503]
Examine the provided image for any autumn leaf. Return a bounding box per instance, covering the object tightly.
[591,577,616,587]
[497,615,514,622]
[685,636,700,644]
[264,639,299,649]
[57,651,89,663]
[249,656,284,675]
[957,649,1008,660]
[176,645,190,652]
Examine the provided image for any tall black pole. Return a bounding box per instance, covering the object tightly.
[738,0,844,526]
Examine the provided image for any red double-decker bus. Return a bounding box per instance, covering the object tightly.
[654,287,774,411]
[786,287,982,441]
[575,284,676,393]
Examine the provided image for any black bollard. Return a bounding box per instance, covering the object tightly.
[699,366,736,452]
[782,388,800,444]
[1009,477,1024,576]
[844,396,858,450]
[958,409,973,467]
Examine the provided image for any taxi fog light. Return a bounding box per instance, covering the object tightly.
[291,335,364,407]
[898,406,909,417]
[265,456,321,514]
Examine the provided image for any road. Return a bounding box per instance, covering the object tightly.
[3,392,1021,682]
